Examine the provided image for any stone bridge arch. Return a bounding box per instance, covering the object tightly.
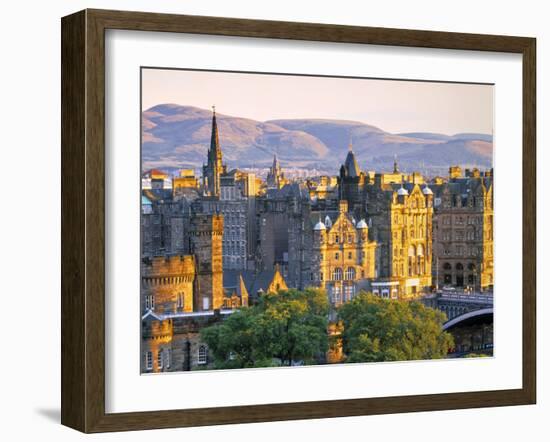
[443,308,493,331]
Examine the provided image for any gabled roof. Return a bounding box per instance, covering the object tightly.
[141,309,163,321]
[224,269,287,298]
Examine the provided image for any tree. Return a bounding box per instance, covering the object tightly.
[200,288,329,369]
[338,293,454,363]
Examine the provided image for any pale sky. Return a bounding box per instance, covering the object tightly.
[142,68,493,135]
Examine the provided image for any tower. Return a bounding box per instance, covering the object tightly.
[190,213,224,311]
[312,216,328,287]
[266,154,285,189]
[338,137,365,211]
[203,106,225,197]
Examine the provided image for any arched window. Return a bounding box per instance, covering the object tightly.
[468,263,476,271]
[416,244,425,274]
[332,268,343,281]
[408,245,416,276]
[198,345,208,365]
[443,262,452,271]
[345,267,356,280]
[145,351,153,370]
[456,263,464,271]
[157,349,163,370]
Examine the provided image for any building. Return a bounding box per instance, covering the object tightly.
[365,180,434,298]
[141,309,235,373]
[257,182,311,282]
[311,200,377,306]
[223,266,288,303]
[189,213,225,311]
[431,166,494,291]
[202,106,226,197]
[141,255,196,314]
[172,169,199,197]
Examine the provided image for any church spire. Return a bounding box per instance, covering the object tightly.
[203,105,224,197]
[393,154,399,173]
[348,134,353,151]
[210,105,221,161]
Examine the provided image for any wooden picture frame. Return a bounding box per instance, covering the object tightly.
[61,8,536,433]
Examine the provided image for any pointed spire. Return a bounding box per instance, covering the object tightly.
[393,154,399,173]
[210,105,221,160]
[348,133,353,151]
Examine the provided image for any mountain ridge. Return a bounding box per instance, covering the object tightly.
[142,104,493,175]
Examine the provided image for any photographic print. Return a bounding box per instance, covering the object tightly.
[140,68,494,374]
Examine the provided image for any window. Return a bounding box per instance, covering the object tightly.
[145,351,153,370]
[202,297,210,310]
[332,268,343,281]
[331,285,342,304]
[344,284,355,301]
[345,267,356,280]
[177,293,184,309]
[348,251,353,259]
[145,294,154,310]
[335,252,339,260]
[157,349,163,370]
[166,349,171,368]
[335,234,340,244]
[198,345,208,365]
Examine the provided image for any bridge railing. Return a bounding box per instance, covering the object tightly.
[437,292,493,304]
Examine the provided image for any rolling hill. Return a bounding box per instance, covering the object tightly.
[142,104,493,175]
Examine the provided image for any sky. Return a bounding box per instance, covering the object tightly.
[142,68,493,136]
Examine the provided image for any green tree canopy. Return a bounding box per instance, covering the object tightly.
[338,293,454,363]
[200,288,329,369]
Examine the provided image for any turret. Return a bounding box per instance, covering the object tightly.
[356,219,368,242]
[397,185,408,204]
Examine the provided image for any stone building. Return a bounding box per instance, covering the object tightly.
[141,188,187,257]
[223,266,288,303]
[311,200,377,306]
[141,255,196,314]
[141,309,235,373]
[189,213,225,311]
[364,180,434,298]
[172,169,199,197]
[257,182,311,282]
[431,166,494,291]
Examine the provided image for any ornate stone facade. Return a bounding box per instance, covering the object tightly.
[311,200,377,306]
[432,167,494,291]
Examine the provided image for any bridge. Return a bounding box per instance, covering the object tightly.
[442,307,493,330]
[422,291,493,322]
[421,291,494,355]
